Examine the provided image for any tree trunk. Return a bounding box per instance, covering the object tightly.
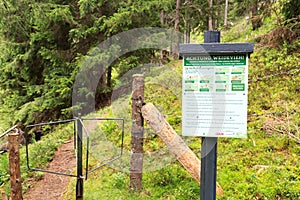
[160,10,169,63]
[215,0,221,29]
[185,0,191,43]
[106,37,112,88]
[250,0,262,30]
[208,0,214,30]
[175,0,181,32]
[107,65,112,88]
[141,103,223,195]
[160,10,166,25]
[173,0,181,59]
[224,0,229,26]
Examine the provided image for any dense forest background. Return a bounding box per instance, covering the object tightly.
[0,0,300,199]
[0,0,299,127]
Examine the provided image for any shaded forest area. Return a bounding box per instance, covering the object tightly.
[0,0,299,127]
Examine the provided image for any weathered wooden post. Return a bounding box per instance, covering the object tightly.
[8,128,23,200]
[129,74,144,191]
[1,192,9,200]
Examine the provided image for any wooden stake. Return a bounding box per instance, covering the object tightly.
[129,74,144,191]
[141,103,223,195]
[1,191,9,200]
[8,130,23,200]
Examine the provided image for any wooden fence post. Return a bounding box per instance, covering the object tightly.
[129,74,145,191]
[1,192,9,200]
[8,129,23,200]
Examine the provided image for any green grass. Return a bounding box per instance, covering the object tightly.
[64,164,199,200]
[220,13,279,43]
[218,126,300,199]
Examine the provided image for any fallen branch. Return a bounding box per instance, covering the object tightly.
[141,103,223,195]
[276,128,300,144]
[269,125,300,144]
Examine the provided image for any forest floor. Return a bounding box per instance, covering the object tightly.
[23,139,76,200]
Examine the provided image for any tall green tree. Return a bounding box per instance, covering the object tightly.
[0,0,180,125]
[2,0,241,125]
[0,0,77,124]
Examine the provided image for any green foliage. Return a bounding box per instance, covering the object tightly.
[0,154,10,187]
[249,45,300,118]
[0,0,77,125]
[282,0,300,21]
[100,0,173,35]
[111,172,127,189]
[0,0,182,126]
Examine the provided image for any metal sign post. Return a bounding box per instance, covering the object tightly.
[76,114,84,200]
[200,31,220,200]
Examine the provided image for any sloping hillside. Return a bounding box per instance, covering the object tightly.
[1,7,299,200]
[65,16,300,199]
[63,36,300,199]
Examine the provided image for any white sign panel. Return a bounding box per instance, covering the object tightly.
[182,54,248,138]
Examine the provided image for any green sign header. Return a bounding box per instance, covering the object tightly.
[184,54,246,66]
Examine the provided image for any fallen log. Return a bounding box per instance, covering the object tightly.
[141,103,223,195]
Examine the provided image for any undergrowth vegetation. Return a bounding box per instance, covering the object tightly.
[0,122,74,196]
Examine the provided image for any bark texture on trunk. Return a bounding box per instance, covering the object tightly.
[129,74,145,191]
[8,131,23,200]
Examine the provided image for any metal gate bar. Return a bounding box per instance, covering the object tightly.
[25,118,77,178]
[81,117,125,175]
[24,117,125,199]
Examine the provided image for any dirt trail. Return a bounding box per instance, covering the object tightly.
[23,139,76,200]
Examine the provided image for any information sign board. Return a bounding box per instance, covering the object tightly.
[182,54,248,138]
